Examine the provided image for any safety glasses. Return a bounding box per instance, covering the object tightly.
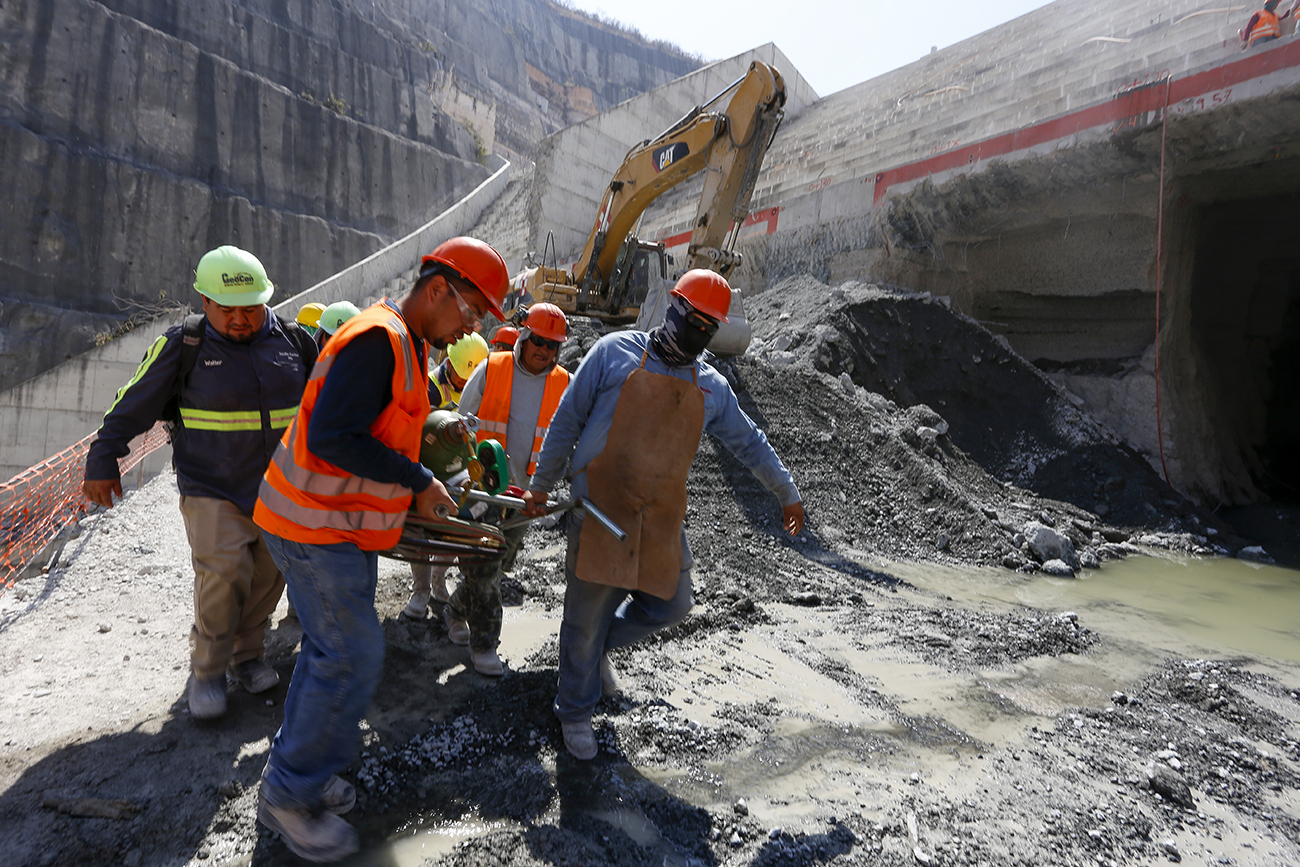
[527,333,561,351]
[684,310,720,336]
[448,284,487,329]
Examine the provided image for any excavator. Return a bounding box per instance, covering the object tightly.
[514,60,786,355]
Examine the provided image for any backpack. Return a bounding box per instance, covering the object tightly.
[161,312,316,426]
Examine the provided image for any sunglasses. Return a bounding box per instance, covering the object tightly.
[527,333,561,351]
[684,310,720,336]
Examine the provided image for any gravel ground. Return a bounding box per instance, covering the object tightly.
[1,277,1297,867]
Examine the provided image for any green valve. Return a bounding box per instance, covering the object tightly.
[476,440,509,495]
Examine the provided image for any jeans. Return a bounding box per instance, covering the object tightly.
[554,512,694,722]
[260,533,383,811]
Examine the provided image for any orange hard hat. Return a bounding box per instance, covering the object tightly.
[420,237,509,320]
[492,325,520,347]
[524,302,568,342]
[670,269,731,322]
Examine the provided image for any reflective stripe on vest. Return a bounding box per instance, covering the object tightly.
[474,351,571,477]
[178,405,299,431]
[1251,10,1281,43]
[253,302,430,550]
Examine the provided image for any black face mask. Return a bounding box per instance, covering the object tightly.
[649,297,719,367]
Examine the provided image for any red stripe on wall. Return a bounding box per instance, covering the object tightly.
[873,38,1300,205]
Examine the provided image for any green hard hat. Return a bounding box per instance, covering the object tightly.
[319,301,361,335]
[194,246,274,306]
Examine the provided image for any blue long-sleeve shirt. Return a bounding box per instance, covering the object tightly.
[530,331,800,506]
[86,311,314,514]
[305,301,433,493]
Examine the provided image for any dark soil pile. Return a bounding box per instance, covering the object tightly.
[745,277,1206,531]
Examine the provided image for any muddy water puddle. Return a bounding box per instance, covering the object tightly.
[898,554,1300,664]
[355,554,1300,859]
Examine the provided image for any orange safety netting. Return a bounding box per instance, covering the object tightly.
[1,422,170,591]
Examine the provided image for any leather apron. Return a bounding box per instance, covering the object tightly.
[576,350,705,600]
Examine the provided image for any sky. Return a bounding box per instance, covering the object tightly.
[565,0,1057,97]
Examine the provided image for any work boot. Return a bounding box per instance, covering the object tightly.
[402,589,431,620]
[561,719,598,760]
[600,653,619,697]
[229,658,280,694]
[443,605,470,646]
[321,775,356,816]
[188,673,227,720]
[257,788,358,863]
[472,648,504,677]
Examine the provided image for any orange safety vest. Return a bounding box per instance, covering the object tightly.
[254,303,431,550]
[1250,9,1281,43]
[475,351,570,477]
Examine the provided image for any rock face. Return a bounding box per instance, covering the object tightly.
[0,0,699,390]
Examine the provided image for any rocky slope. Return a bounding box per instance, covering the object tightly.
[0,0,700,390]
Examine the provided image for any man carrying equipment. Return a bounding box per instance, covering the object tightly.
[443,302,571,675]
[252,236,508,861]
[521,271,804,760]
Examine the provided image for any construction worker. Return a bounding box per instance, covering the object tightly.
[521,270,804,760]
[296,302,327,337]
[251,236,507,862]
[82,246,316,721]
[489,324,520,352]
[1242,0,1283,48]
[402,331,490,620]
[314,300,360,350]
[441,302,572,675]
[430,331,489,408]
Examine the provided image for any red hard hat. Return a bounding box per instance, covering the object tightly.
[421,237,509,320]
[524,302,568,342]
[492,325,520,347]
[670,269,731,322]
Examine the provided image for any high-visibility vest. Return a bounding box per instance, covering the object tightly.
[430,361,461,408]
[1250,9,1281,44]
[254,303,431,550]
[475,351,570,478]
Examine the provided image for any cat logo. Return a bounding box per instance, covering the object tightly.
[652,142,689,173]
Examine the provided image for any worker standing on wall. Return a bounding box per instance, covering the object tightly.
[444,302,572,675]
[251,237,508,862]
[82,246,316,721]
[402,331,490,620]
[1242,0,1283,48]
[520,271,804,760]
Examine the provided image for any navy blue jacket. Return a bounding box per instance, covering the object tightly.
[86,311,315,514]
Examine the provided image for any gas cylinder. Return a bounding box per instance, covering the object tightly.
[419,410,478,481]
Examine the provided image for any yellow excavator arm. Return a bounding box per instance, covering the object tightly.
[537,60,785,319]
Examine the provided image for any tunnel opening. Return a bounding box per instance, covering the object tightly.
[1188,190,1300,505]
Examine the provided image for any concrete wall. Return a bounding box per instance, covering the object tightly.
[610,0,1300,505]
[0,155,510,483]
[529,43,818,262]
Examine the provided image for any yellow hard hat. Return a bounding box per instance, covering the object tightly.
[447,332,489,380]
[296,302,326,329]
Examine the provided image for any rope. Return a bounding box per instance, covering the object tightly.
[1154,76,1173,487]
[0,422,170,592]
